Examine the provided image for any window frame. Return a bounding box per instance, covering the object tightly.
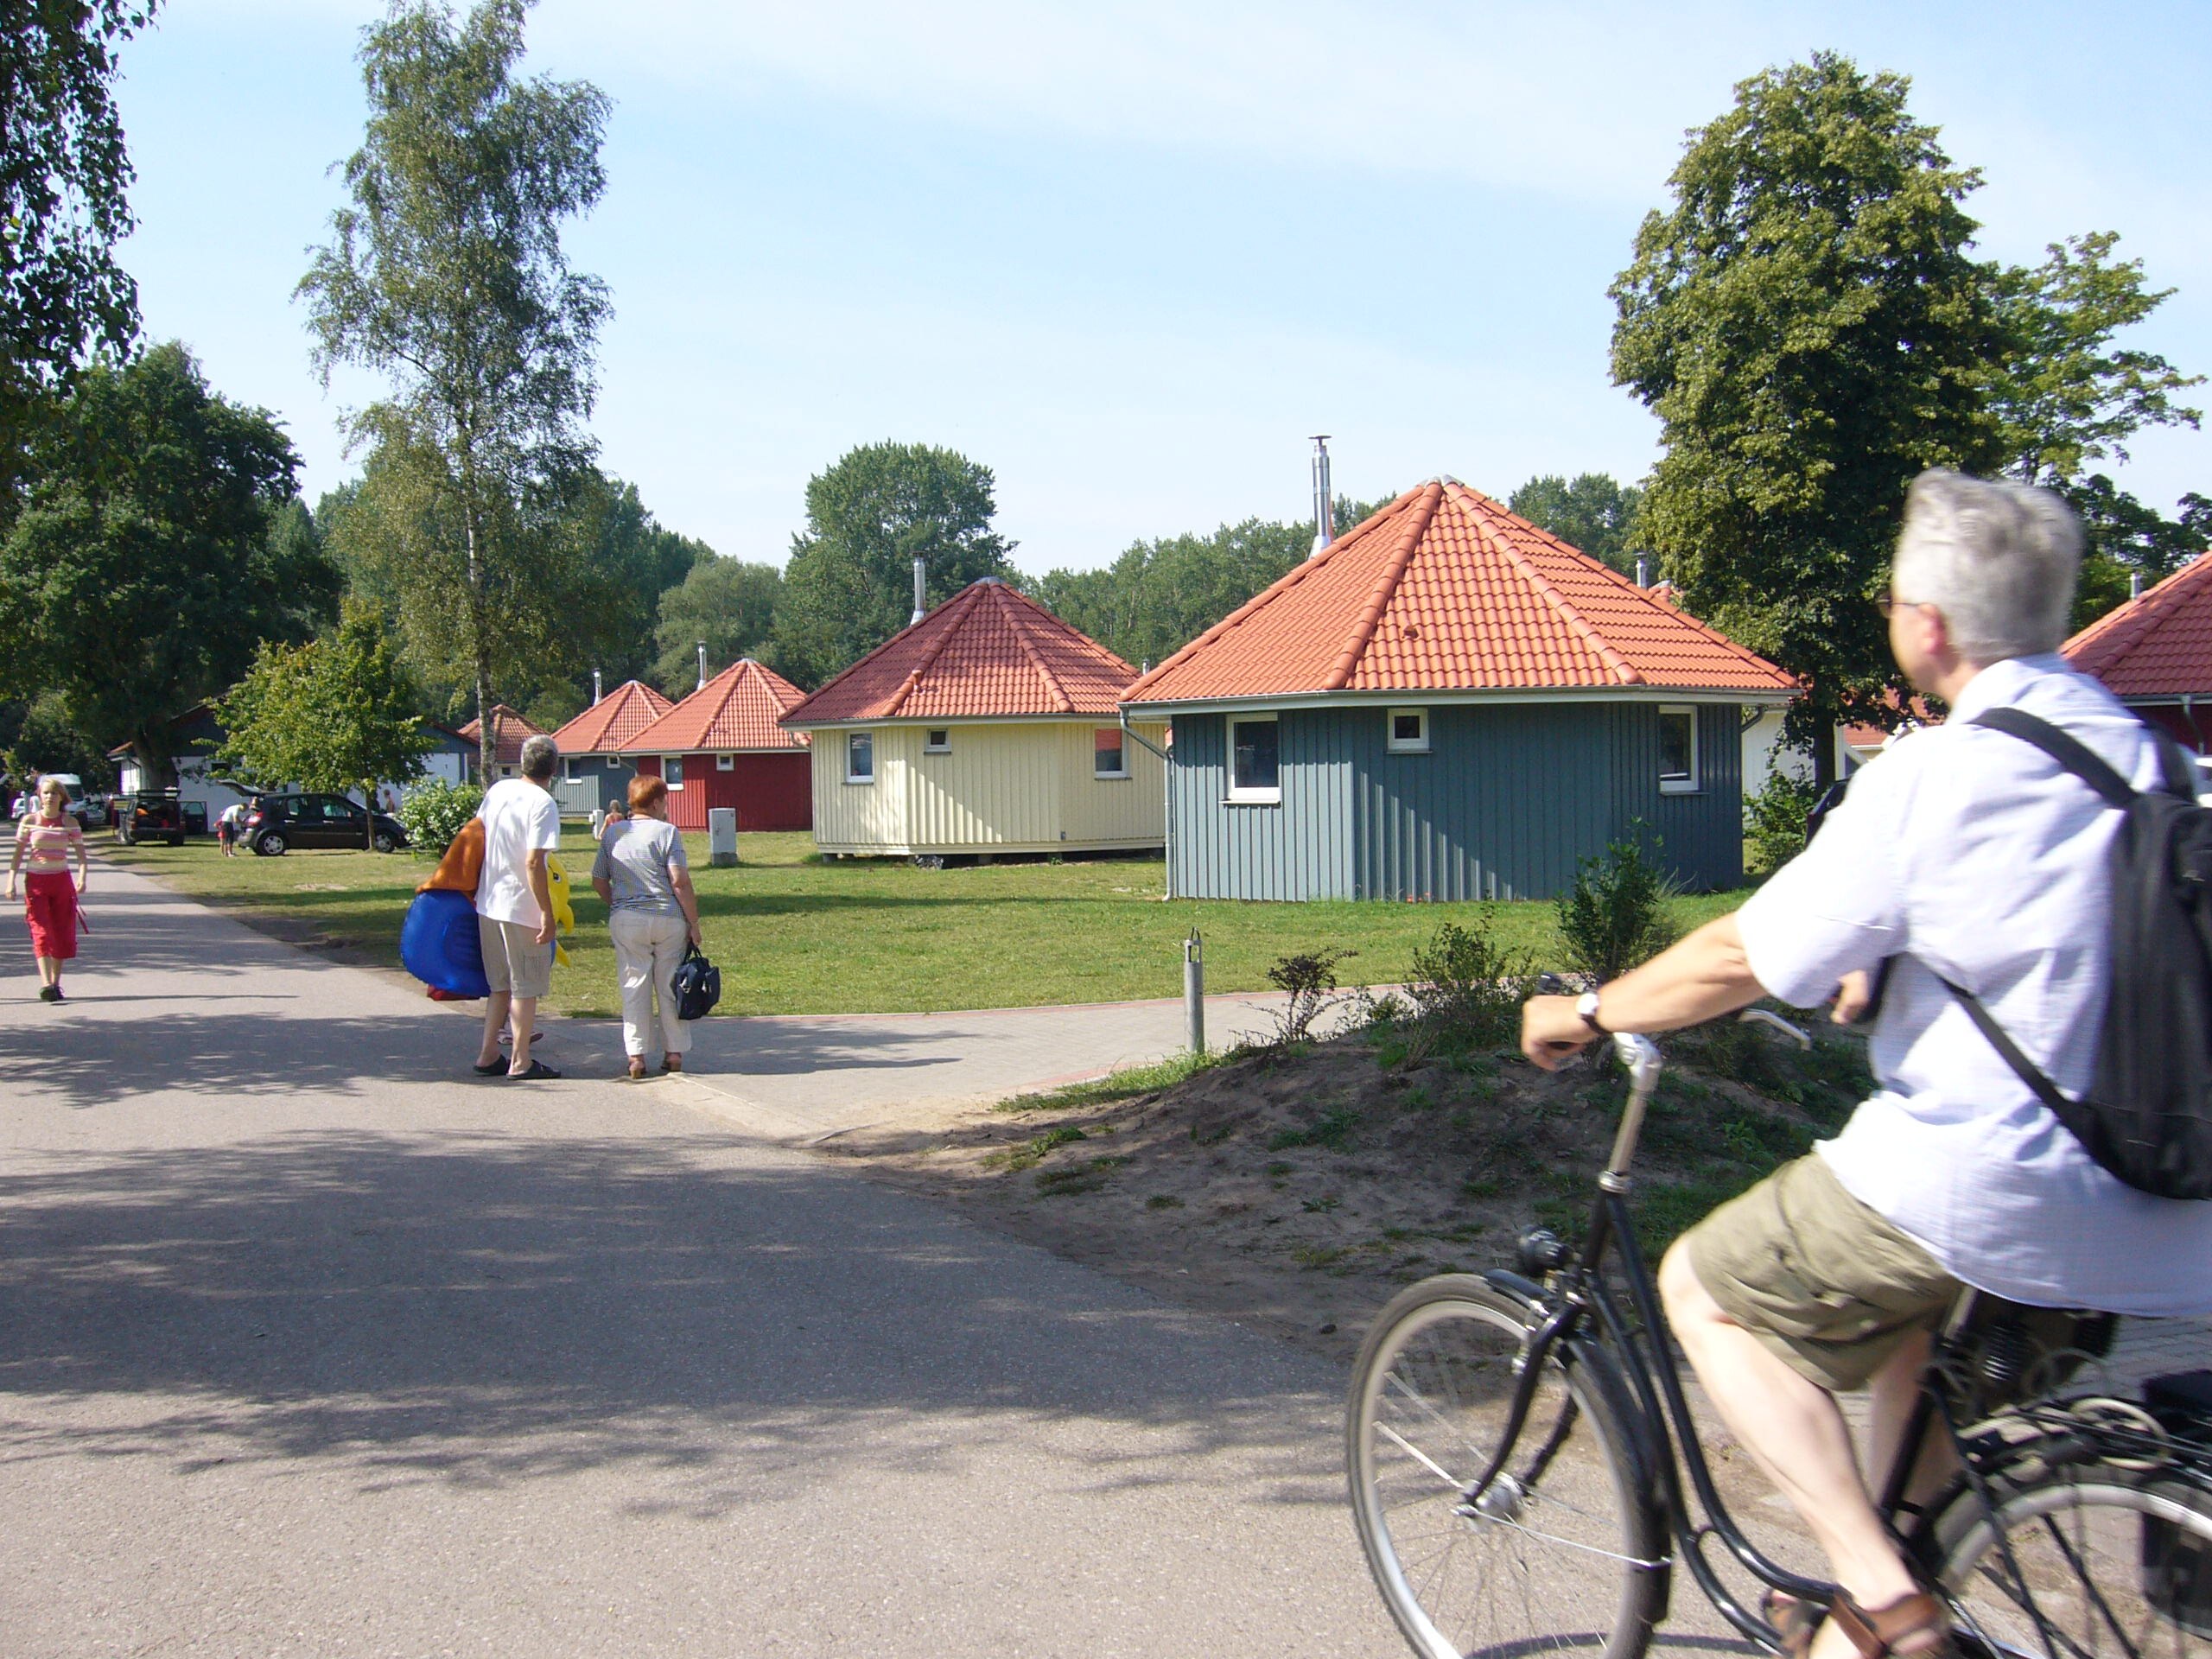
[1092,726,1129,780]
[1226,714,1282,804]
[715,753,735,772]
[1657,705,1700,795]
[1386,707,1431,754]
[562,756,578,782]
[844,729,875,785]
[663,755,685,791]
[923,728,951,753]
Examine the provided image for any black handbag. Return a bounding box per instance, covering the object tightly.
[671,943,721,1022]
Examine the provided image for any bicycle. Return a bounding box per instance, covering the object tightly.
[1345,1010,2212,1659]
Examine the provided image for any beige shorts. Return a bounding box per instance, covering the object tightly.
[1685,1154,1961,1393]
[478,914,553,1001]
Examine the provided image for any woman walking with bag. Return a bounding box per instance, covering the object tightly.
[590,775,702,1080]
[7,776,88,1001]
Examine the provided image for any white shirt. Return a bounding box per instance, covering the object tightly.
[1737,654,2212,1316]
[474,779,561,928]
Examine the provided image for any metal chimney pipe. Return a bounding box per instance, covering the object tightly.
[592,668,602,706]
[912,555,927,626]
[1635,556,1649,588]
[696,643,707,690]
[1309,435,1333,558]
[2131,570,2145,600]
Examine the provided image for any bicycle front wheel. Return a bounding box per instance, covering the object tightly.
[1347,1275,1665,1659]
[1926,1465,2212,1659]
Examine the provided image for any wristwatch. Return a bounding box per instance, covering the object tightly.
[1575,991,1609,1035]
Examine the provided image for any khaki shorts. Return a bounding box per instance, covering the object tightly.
[1685,1154,1961,1393]
[478,914,553,1001]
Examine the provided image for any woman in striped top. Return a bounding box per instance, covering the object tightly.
[7,776,87,1001]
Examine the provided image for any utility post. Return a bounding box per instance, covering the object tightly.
[1184,930,1205,1057]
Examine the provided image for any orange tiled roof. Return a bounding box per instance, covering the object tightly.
[625,658,811,753]
[1122,480,1797,704]
[549,680,675,754]
[2064,552,2212,698]
[782,579,1138,725]
[457,704,549,768]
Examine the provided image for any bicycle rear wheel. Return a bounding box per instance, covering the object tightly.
[1347,1274,1665,1659]
[1926,1465,2212,1659]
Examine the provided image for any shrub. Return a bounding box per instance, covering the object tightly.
[1266,946,1356,1045]
[1745,767,1821,877]
[1406,912,1534,1049]
[1555,826,1681,982]
[398,779,482,857]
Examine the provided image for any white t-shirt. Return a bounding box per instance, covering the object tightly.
[474,779,562,928]
[1737,654,2212,1316]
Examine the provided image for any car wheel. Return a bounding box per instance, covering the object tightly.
[168,834,184,847]
[256,832,287,856]
[372,831,399,854]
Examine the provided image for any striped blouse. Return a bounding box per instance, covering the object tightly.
[15,815,83,877]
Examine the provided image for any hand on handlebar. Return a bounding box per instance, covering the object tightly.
[1521,995,1597,1071]
[1831,969,1872,1027]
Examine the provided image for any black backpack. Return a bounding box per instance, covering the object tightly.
[1942,708,2212,1200]
[671,944,722,1023]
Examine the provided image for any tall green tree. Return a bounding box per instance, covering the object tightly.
[0,1,154,496]
[214,602,432,846]
[774,442,1014,684]
[297,0,610,779]
[0,342,332,779]
[1034,518,1310,670]
[653,556,783,695]
[1507,474,1645,575]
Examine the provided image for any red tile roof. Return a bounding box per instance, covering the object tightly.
[1122,480,1796,703]
[625,658,810,753]
[549,679,675,755]
[457,704,549,768]
[2064,552,2212,698]
[782,579,1138,725]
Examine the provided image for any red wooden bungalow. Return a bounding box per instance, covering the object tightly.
[2065,552,2212,753]
[622,658,813,831]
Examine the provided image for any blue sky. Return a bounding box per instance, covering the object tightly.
[115,1,2210,579]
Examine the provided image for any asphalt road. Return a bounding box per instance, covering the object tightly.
[0,863,1406,1657]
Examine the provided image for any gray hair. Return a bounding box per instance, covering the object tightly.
[1891,470,2082,663]
[519,734,559,783]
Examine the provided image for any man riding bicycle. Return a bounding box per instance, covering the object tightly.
[1521,470,2212,1659]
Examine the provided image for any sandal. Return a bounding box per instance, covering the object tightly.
[1830,1592,1955,1659]
[660,1055,683,1075]
[472,1060,506,1076]
[1762,1591,1824,1659]
[505,1060,563,1082]
[626,1058,648,1082]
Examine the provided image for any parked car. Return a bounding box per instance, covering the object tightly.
[13,773,95,827]
[244,792,410,855]
[114,791,186,846]
[76,792,110,829]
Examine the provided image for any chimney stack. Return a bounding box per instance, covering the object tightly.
[912,555,928,626]
[2131,569,2145,601]
[696,643,707,690]
[1309,435,1333,558]
[1635,556,1649,588]
[592,668,602,706]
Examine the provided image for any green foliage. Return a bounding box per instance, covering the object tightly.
[1033,516,1308,671]
[1269,1103,1361,1152]
[0,1,150,493]
[984,1124,1087,1173]
[995,1051,1217,1114]
[1554,829,1681,982]
[2061,476,2210,621]
[1507,474,1644,575]
[1266,946,1356,1045]
[214,603,432,839]
[397,778,481,857]
[1403,913,1533,1050]
[653,556,784,695]
[0,343,328,776]
[298,0,610,774]
[0,693,113,790]
[774,442,1014,685]
[1744,767,1821,877]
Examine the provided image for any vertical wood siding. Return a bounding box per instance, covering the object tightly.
[1166,711,1356,899]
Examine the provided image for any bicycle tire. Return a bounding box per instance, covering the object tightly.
[1347,1274,1666,1659]
[1920,1461,2212,1657]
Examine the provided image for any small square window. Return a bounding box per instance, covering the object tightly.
[664,756,685,789]
[846,730,874,783]
[1228,715,1281,804]
[924,729,950,753]
[715,754,735,771]
[1387,708,1430,753]
[562,757,578,782]
[1658,707,1699,794]
[1093,727,1128,779]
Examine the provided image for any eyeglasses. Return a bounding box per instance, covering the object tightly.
[1874,595,1934,620]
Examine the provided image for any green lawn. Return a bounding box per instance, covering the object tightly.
[101,830,1747,1016]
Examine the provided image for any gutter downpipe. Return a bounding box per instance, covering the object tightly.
[1120,709,1174,900]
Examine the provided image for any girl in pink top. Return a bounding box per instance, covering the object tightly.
[7,777,87,1001]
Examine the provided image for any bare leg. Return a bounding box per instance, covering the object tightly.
[477,992,509,1069]
[507,995,537,1075]
[1865,1328,1953,1509]
[1658,1242,1923,1638]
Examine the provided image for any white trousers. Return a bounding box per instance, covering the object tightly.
[609,910,691,1059]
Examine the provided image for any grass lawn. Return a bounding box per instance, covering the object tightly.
[102,830,1747,1017]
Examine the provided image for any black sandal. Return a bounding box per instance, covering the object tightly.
[1763,1591,1824,1659]
[1830,1592,1955,1659]
[472,1059,505,1076]
[505,1060,563,1082]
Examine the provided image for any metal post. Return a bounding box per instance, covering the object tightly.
[912,555,927,626]
[1309,435,1333,558]
[1183,930,1205,1056]
[696,643,707,690]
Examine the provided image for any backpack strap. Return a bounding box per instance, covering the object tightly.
[1968,708,2136,808]
[1936,972,2075,1120]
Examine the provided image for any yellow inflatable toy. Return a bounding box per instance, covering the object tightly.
[546,853,577,967]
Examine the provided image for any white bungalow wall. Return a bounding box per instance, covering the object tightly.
[810,721,1167,854]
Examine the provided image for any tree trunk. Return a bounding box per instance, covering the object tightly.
[464,498,494,787]
[1812,722,1838,791]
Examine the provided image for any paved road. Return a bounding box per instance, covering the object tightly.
[0,863,1404,1657]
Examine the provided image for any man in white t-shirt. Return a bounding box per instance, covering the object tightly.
[473,734,563,1081]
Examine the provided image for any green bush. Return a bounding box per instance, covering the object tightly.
[398,779,482,857]
[1555,827,1681,982]
[1745,768,1821,877]
[1405,912,1533,1049]
[1266,946,1356,1045]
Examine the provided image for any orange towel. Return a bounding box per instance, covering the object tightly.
[418,817,484,895]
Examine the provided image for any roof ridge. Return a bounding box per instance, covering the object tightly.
[993,585,1076,713]
[880,582,982,717]
[1123,486,1427,700]
[1325,480,1440,690]
[1003,581,1140,678]
[1473,498,1643,686]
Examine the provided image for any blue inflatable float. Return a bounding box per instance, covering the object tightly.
[400,887,489,999]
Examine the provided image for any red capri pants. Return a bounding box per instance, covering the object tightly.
[24,872,79,959]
